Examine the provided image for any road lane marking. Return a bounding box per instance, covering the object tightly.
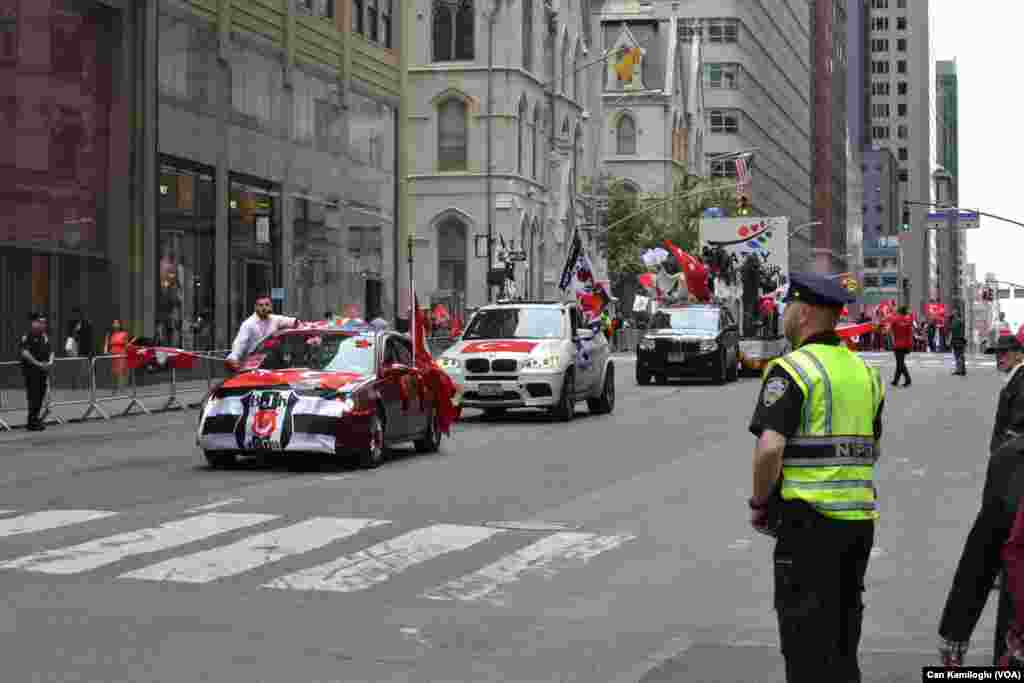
[0,510,116,538]
[264,524,501,593]
[421,531,634,603]
[0,513,275,575]
[186,498,245,513]
[121,517,390,584]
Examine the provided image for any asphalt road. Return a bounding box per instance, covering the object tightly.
[0,351,1006,682]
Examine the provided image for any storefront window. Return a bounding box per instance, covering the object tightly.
[158,162,216,348]
[229,178,279,328]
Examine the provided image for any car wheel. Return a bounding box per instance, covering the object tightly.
[550,370,575,422]
[414,410,442,454]
[636,365,650,385]
[204,450,237,469]
[357,412,386,469]
[587,363,615,415]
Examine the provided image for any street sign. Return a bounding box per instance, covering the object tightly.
[927,209,980,230]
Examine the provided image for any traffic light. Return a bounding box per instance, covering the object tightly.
[737,194,751,216]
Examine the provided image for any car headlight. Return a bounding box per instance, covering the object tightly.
[639,337,655,351]
[523,354,560,369]
[437,357,461,370]
[700,340,719,353]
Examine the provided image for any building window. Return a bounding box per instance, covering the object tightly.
[616,115,636,155]
[871,38,888,52]
[438,98,468,171]
[896,0,906,7]
[517,98,527,174]
[0,4,17,60]
[897,102,907,117]
[897,60,907,74]
[871,0,888,8]
[708,109,738,134]
[522,0,533,72]
[298,0,334,18]
[432,0,475,62]
[872,102,890,118]
[381,0,392,47]
[871,60,889,75]
[353,0,364,34]
[896,17,907,30]
[709,158,737,178]
[897,124,908,139]
[873,17,888,31]
[897,38,906,51]
[532,107,541,179]
[898,147,908,161]
[706,18,739,43]
[872,81,890,96]
[367,0,378,42]
[897,81,908,95]
[871,125,889,140]
[679,22,700,42]
[437,218,467,293]
[898,169,908,182]
[704,63,739,89]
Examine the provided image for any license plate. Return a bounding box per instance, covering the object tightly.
[668,353,686,362]
[478,383,503,397]
[247,436,283,451]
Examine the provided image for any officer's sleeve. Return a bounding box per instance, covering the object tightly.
[749,365,803,438]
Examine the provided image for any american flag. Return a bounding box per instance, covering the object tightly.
[734,155,751,192]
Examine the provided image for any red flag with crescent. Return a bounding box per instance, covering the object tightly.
[663,240,711,302]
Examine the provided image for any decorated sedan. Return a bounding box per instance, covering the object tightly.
[196,323,459,469]
[436,301,615,420]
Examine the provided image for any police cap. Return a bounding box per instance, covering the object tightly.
[783,272,857,309]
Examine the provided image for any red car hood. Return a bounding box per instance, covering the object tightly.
[221,369,369,391]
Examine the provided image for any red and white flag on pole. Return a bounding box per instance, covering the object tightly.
[734,155,751,193]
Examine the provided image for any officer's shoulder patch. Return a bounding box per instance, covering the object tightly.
[762,377,789,408]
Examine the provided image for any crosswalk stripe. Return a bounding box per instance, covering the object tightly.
[421,531,635,603]
[120,517,390,584]
[0,513,275,575]
[264,523,501,593]
[0,510,116,538]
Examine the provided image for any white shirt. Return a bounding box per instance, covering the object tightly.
[228,313,298,362]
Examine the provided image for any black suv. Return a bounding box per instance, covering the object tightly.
[635,304,740,385]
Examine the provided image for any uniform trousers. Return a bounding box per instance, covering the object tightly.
[23,370,48,426]
[774,501,875,683]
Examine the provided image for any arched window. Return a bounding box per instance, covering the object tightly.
[532,106,541,180]
[616,114,636,155]
[437,217,467,294]
[572,41,582,101]
[517,97,527,174]
[432,0,475,62]
[560,35,569,92]
[522,0,533,72]
[438,98,468,171]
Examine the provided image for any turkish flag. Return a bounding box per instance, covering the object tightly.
[664,240,711,302]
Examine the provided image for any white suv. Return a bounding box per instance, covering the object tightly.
[436,301,615,420]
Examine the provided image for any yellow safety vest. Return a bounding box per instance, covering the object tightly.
[765,343,885,521]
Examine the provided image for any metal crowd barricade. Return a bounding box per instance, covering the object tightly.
[37,356,95,426]
[0,360,23,431]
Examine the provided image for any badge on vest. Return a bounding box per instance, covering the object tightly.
[762,377,789,408]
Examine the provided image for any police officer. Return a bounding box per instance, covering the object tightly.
[19,313,54,431]
[748,272,885,683]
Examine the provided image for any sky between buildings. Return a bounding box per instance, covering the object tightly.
[932,0,1024,328]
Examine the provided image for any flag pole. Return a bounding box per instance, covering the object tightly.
[408,231,416,358]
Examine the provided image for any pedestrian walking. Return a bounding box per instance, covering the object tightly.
[19,313,54,431]
[226,293,298,372]
[938,434,1024,667]
[889,306,914,388]
[748,272,885,683]
[103,319,133,394]
[950,310,967,376]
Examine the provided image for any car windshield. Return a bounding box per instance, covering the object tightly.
[463,308,563,339]
[650,308,720,332]
[252,332,375,374]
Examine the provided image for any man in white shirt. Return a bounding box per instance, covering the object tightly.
[226,295,298,371]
